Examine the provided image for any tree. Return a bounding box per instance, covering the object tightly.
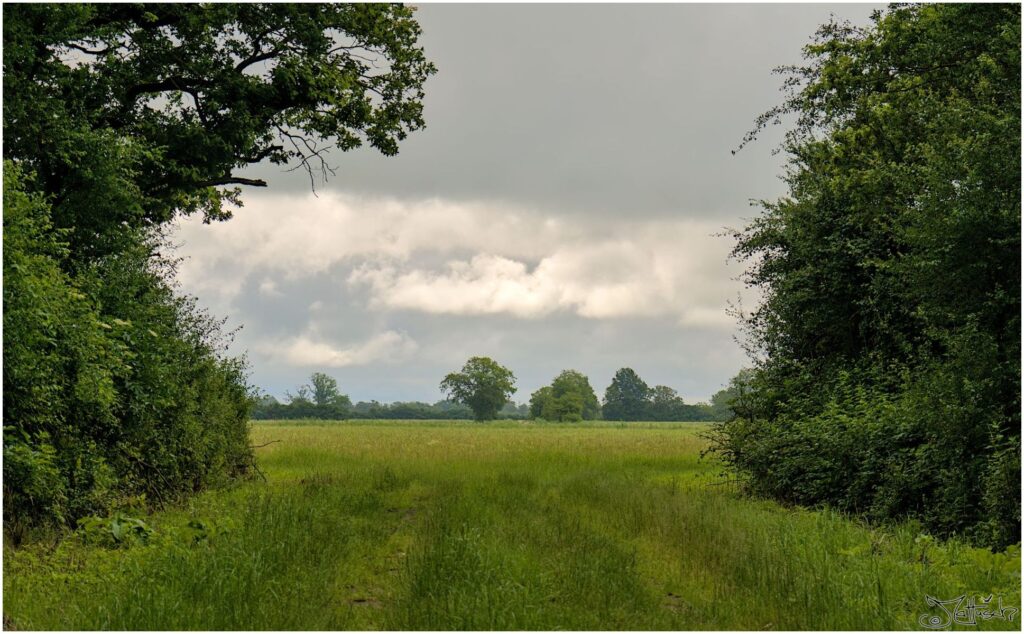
[3,4,436,258]
[499,400,528,419]
[305,372,350,409]
[271,373,352,419]
[550,370,600,420]
[707,369,756,421]
[647,386,685,421]
[549,392,585,423]
[3,163,254,534]
[308,373,338,407]
[529,370,600,422]
[251,394,284,420]
[602,368,651,421]
[529,386,553,420]
[715,4,1020,547]
[440,357,517,421]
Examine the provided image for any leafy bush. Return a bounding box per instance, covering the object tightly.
[77,514,153,548]
[714,3,1020,549]
[710,359,1020,547]
[3,163,254,534]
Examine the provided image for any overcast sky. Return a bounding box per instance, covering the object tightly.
[172,3,879,405]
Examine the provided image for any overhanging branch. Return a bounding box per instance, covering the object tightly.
[195,176,268,188]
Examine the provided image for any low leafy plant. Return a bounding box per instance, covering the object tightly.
[77,514,153,548]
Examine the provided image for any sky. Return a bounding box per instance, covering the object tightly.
[172,3,879,405]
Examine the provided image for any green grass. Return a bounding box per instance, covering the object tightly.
[4,419,1020,630]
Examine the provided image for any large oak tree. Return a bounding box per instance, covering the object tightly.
[3,3,435,257]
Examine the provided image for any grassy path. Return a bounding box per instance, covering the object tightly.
[4,420,1020,629]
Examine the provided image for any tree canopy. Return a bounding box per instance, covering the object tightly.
[3,3,435,257]
[601,368,651,421]
[530,370,601,422]
[440,357,518,421]
[306,372,351,409]
[599,367,723,422]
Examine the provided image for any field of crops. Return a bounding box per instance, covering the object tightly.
[4,420,1020,630]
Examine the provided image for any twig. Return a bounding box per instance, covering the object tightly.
[251,439,282,449]
[249,455,268,483]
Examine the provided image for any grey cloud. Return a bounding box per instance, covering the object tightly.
[238,4,879,219]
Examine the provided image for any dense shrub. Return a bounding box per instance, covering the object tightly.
[711,4,1020,548]
[3,164,253,538]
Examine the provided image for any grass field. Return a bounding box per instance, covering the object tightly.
[4,420,1020,630]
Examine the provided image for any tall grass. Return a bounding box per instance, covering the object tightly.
[4,420,1019,630]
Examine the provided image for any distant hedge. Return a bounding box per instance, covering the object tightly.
[251,392,528,421]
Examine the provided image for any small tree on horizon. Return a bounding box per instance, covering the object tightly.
[308,372,351,409]
[551,370,600,420]
[602,367,651,420]
[440,357,517,421]
[530,370,600,422]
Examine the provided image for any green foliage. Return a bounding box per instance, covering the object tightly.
[252,373,353,419]
[307,372,350,410]
[3,432,67,534]
[4,3,434,538]
[707,369,756,421]
[355,399,479,420]
[602,368,651,421]
[647,386,701,422]
[440,357,518,421]
[600,367,724,422]
[530,370,600,422]
[258,398,492,421]
[3,163,254,533]
[551,370,601,420]
[548,391,585,423]
[716,4,1020,548]
[337,399,525,421]
[529,386,553,420]
[77,514,153,548]
[3,3,436,257]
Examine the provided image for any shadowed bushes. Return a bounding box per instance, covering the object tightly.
[3,164,253,538]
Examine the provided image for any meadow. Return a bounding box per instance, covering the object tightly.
[4,420,1020,630]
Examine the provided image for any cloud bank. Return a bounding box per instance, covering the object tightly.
[265,330,419,368]
[174,191,742,328]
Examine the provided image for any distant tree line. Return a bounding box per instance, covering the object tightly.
[600,367,739,422]
[253,363,737,424]
[252,371,529,420]
[437,357,738,423]
[528,366,737,422]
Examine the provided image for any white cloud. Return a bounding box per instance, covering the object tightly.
[349,255,554,318]
[172,192,566,295]
[258,278,282,297]
[347,222,740,325]
[260,330,419,368]
[172,191,746,329]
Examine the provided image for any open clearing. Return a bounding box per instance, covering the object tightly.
[4,420,1019,630]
